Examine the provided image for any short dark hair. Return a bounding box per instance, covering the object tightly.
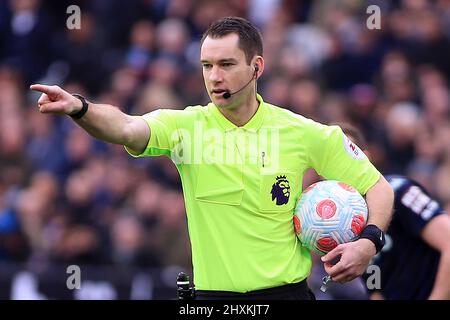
[201,16,263,65]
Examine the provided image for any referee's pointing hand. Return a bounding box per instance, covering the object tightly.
[30,84,82,116]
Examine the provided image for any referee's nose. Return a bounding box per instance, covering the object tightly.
[208,65,224,84]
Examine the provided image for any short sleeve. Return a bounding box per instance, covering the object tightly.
[125,109,181,158]
[307,123,380,195]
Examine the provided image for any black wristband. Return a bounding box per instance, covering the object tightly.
[359,224,385,254]
[70,94,89,119]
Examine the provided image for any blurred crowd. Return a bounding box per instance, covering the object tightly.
[1,0,450,292]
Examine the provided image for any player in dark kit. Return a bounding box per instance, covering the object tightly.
[341,123,450,300]
[364,175,450,299]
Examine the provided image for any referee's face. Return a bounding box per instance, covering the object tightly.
[201,33,254,108]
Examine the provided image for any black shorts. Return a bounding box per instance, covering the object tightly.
[194,279,316,300]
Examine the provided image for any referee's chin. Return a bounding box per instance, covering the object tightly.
[211,95,232,109]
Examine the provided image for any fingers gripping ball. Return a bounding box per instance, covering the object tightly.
[293,180,368,255]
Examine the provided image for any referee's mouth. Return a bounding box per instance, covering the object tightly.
[212,89,227,96]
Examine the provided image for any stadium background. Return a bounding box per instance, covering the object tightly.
[0,0,449,299]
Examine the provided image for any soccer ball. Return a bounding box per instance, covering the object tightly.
[293,180,368,255]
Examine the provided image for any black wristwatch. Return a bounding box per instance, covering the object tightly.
[359,224,385,254]
[69,94,89,119]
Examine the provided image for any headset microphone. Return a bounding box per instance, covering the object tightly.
[222,65,259,99]
[222,91,232,99]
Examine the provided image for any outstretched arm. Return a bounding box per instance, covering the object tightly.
[30,84,150,153]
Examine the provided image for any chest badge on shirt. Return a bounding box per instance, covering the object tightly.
[271,175,290,205]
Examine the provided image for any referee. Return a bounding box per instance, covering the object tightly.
[30,16,394,300]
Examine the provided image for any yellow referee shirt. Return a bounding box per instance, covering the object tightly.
[127,94,380,292]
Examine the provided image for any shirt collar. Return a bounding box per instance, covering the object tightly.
[209,94,266,132]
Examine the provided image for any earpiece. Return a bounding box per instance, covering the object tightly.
[255,65,259,72]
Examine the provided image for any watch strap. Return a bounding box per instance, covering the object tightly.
[359,224,385,253]
[70,94,89,119]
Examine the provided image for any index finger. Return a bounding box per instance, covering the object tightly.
[30,84,54,95]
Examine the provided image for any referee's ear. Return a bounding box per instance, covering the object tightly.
[253,56,264,79]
